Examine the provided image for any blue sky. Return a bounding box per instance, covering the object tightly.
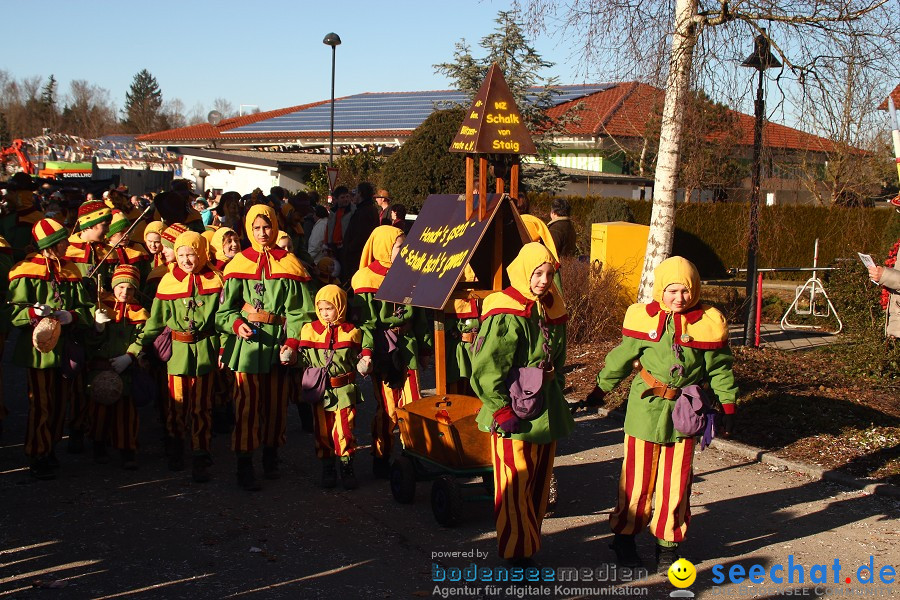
[5,0,589,116]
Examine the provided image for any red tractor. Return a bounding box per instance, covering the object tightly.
[1,139,36,176]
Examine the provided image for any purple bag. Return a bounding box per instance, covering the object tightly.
[672,384,709,437]
[300,367,328,404]
[505,366,545,420]
[153,327,173,362]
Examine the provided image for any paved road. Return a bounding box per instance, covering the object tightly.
[2,336,897,599]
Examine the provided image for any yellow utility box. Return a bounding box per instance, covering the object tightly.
[591,222,650,301]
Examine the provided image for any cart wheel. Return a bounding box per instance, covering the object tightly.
[431,475,463,527]
[390,456,416,504]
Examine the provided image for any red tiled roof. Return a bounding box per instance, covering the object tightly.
[136,99,333,142]
[138,82,843,153]
[878,83,900,111]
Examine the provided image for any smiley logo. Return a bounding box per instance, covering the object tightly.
[668,558,696,588]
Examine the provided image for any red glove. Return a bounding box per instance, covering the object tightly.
[585,386,606,407]
[492,406,521,434]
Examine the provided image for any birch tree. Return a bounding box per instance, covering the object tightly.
[515,0,900,300]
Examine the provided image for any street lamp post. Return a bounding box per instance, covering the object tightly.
[741,29,781,347]
[323,32,342,168]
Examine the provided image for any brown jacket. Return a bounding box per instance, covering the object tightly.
[547,216,577,257]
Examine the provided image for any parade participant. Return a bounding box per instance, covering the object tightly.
[143,221,167,269]
[350,225,432,478]
[154,190,205,234]
[216,204,315,491]
[87,264,148,469]
[7,218,92,479]
[144,231,224,483]
[589,256,736,572]
[441,265,480,394]
[299,284,369,489]
[202,225,219,261]
[209,226,239,272]
[312,256,341,292]
[0,236,13,439]
[105,210,151,283]
[64,199,114,452]
[143,223,188,301]
[469,242,573,564]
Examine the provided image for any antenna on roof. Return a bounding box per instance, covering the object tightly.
[207,110,223,126]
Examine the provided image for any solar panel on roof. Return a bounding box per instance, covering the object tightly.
[225,84,615,134]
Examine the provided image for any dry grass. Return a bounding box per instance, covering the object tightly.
[559,257,632,344]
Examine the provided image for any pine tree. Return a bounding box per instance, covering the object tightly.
[123,69,165,134]
[434,10,579,194]
[38,74,59,131]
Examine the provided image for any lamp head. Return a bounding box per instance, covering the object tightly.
[323,33,342,47]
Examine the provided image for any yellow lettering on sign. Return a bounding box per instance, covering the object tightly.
[492,139,520,152]
[460,126,477,136]
[498,129,510,136]
[485,113,520,125]
[470,111,480,119]
[494,101,507,109]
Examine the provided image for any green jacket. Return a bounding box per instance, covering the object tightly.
[7,255,92,370]
[299,321,367,411]
[470,307,574,444]
[597,313,737,444]
[216,273,315,375]
[86,298,148,387]
[143,268,223,377]
[350,292,433,372]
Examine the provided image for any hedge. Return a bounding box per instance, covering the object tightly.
[526,193,896,279]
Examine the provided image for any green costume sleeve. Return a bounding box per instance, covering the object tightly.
[284,279,315,341]
[350,292,377,355]
[596,336,643,393]
[215,279,243,336]
[143,297,168,345]
[470,314,516,415]
[8,278,36,327]
[705,346,737,406]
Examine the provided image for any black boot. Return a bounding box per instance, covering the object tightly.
[121,449,138,470]
[93,441,109,464]
[321,457,337,489]
[340,456,357,490]
[610,534,642,568]
[262,447,280,480]
[372,456,390,479]
[67,430,85,454]
[237,455,261,491]
[655,543,679,575]
[29,456,56,480]
[166,437,185,471]
[192,454,212,482]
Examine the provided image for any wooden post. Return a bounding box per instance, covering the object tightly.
[433,312,447,395]
[510,162,519,200]
[496,175,505,195]
[478,156,488,221]
[465,156,474,220]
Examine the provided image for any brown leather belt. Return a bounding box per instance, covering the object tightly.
[242,302,286,326]
[460,331,477,343]
[329,372,356,388]
[171,330,212,344]
[640,368,680,400]
[389,321,412,336]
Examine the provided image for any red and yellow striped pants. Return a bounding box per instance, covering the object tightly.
[167,373,214,453]
[90,397,139,451]
[370,369,420,459]
[25,368,68,457]
[610,433,695,543]
[491,434,556,560]
[313,404,356,459]
[232,369,289,453]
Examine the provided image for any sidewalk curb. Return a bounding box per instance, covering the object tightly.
[582,406,900,500]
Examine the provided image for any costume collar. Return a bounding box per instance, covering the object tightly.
[156,265,223,300]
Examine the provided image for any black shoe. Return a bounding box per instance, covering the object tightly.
[30,457,56,480]
[237,456,262,491]
[93,441,109,464]
[610,534,642,568]
[372,456,390,479]
[166,437,185,471]
[67,430,85,454]
[262,447,280,480]
[655,544,679,575]
[321,458,337,489]
[340,457,357,490]
[296,403,314,433]
[121,450,138,471]
[192,455,212,483]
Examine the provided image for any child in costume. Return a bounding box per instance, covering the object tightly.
[142,222,188,303]
[143,221,166,269]
[87,264,148,469]
[470,242,573,563]
[350,225,433,478]
[7,218,92,479]
[216,204,315,491]
[299,285,369,489]
[209,227,240,272]
[589,256,737,573]
[143,231,224,483]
